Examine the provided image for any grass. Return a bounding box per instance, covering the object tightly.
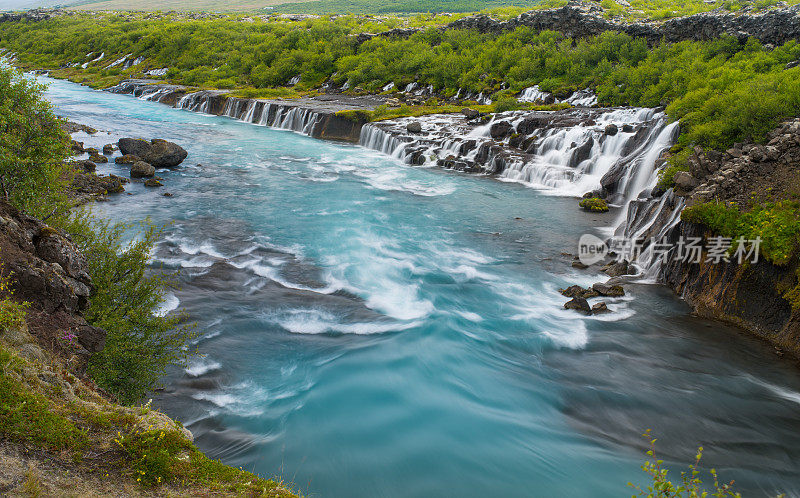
[337,101,569,121]
[0,338,296,496]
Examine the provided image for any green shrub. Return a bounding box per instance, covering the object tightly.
[0,347,89,451]
[0,264,27,332]
[493,96,520,113]
[681,200,800,266]
[54,212,195,405]
[629,430,741,498]
[0,67,71,218]
[579,197,610,212]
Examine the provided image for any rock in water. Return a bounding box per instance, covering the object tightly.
[604,124,618,136]
[592,302,611,313]
[406,121,422,133]
[118,138,188,167]
[102,143,115,154]
[145,139,188,167]
[461,108,479,119]
[592,283,625,297]
[130,161,156,178]
[564,297,591,314]
[144,178,163,187]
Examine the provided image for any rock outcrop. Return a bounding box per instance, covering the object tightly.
[356,2,800,47]
[0,201,106,361]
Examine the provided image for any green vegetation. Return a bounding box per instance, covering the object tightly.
[55,213,195,405]
[630,430,741,497]
[681,200,800,266]
[0,65,192,405]
[3,12,800,153]
[336,101,568,121]
[0,347,89,452]
[0,267,27,332]
[0,68,71,217]
[579,197,610,212]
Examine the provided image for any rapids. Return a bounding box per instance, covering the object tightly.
[42,75,800,498]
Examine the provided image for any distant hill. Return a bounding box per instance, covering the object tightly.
[64,0,541,13]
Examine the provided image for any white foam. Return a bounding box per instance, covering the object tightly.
[155,292,179,317]
[185,358,222,377]
[270,309,420,335]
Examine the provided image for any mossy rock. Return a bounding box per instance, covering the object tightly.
[579,197,609,212]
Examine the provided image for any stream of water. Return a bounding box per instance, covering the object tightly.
[42,76,800,498]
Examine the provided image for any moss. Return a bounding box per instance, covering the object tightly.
[656,147,691,190]
[579,197,609,212]
[0,348,89,452]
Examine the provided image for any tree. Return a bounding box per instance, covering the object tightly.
[0,67,71,217]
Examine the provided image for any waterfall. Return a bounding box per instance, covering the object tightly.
[519,85,552,103]
[176,92,213,114]
[360,124,408,159]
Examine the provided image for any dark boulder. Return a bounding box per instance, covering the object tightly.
[461,108,480,119]
[130,161,156,178]
[564,297,591,314]
[118,138,188,168]
[604,124,619,136]
[406,121,422,133]
[592,283,625,297]
[490,120,513,139]
[115,154,140,164]
[592,302,611,313]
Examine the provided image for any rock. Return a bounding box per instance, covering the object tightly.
[602,260,633,277]
[115,154,140,164]
[144,139,188,167]
[564,297,591,314]
[102,144,115,154]
[622,124,634,132]
[560,284,599,298]
[569,137,594,168]
[592,283,625,297]
[74,159,96,172]
[386,98,402,108]
[162,192,174,197]
[117,138,151,157]
[461,108,480,119]
[406,121,422,133]
[70,140,85,154]
[571,260,589,269]
[604,123,619,136]
[118,138,188,167]
[130,161,156,178]
[674,171,699,191]
[592,302,611,313]
[144,178,163,187]
[490,121,513,139]
[89,153,108,164]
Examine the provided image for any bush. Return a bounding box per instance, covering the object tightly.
[0,264,27,332]
[629,430,741,498]
[579,197,610,212]
[0,67,71,217]
[493,96,520,113]
[54,212,195,404]
[681,200,800,266]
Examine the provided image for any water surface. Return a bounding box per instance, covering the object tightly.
[44,76,800,497]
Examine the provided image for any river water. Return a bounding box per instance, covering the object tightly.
[43,76,800,497]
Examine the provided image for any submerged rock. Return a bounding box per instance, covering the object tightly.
[144,178,163,187]
[592,302,611,313]
[115,154,140,164]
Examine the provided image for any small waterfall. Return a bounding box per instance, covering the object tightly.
[360,124,408,159]
[564,88,598,107]
[519,85,552,103]
[176,91,213,113]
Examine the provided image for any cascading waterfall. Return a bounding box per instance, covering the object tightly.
[360,124,409,159]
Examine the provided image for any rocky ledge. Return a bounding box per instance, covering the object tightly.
[357,1,800,47]
[107,80,384,143]
[620,118,800,356]
[0,201,106,369]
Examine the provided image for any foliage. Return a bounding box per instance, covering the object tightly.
[579,197,609,212]
[115,425,294,494]
[53,212,195,404]
[493,96,522,113]
[4,14,800,152]
[0,264,27,333]
[629,430,741,497]
[0,67,71,218]
[681,200,800,266]
[0,347,89,452]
